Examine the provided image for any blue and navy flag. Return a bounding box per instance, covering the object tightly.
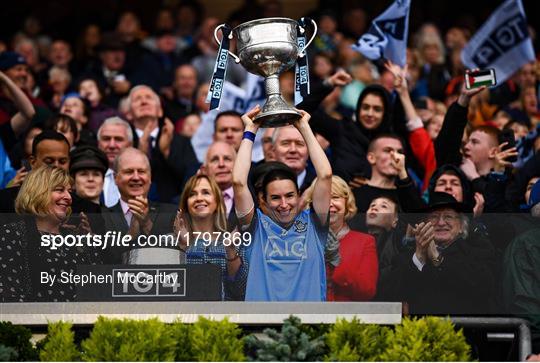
[461,0,535,83]
[352,0,410,66]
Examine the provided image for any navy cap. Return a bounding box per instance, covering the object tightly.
[0,51,27,71]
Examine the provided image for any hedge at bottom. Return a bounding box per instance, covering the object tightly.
[0,316,471,362]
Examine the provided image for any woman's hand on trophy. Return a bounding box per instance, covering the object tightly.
[293,109,311,131]
[241,104,262,133]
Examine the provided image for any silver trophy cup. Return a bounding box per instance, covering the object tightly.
[214,17,317,127]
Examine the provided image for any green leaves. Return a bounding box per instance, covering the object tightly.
[381,317,471,361]
[325,317,390,361]
[39,321,80,362]
[0,322,37,361]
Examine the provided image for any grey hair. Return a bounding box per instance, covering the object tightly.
[271,125,296,145]
[97,117,133,143]
[126,85,161,113]
[112,147,150,174]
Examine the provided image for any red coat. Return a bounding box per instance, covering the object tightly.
[327,230,379,301]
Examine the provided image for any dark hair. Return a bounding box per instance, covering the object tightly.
[31,130,70,156]
[214,110,242,130]
[45,113,79,142]
[261,167,299,200]
[76,76,105,100]
[367,133,404,153]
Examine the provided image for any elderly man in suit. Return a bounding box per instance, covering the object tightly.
[102,147,177,264]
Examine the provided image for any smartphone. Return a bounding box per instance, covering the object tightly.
[22,159,31,172]
[465,69,497,89]
[500,128,517,163]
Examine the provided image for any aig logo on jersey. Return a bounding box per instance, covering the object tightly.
[264,236,308,262]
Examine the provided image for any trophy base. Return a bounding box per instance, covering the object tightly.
[254,109,302,128]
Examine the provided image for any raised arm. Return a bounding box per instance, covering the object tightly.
[232,105,261,226]
[294,110,332,223]
[0,71,35,137]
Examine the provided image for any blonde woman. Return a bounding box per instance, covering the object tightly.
[305,176,379,301]
[0,166,100,302]
[174,174,247,300]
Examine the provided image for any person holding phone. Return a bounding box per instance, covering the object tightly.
[233,106,332,301]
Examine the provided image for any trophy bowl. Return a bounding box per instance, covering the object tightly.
[214,17,317,127]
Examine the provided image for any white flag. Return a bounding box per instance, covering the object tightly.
[461,0,535,83]
[352,0,410,66]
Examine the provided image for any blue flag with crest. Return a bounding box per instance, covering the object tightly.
[352,0,410,66]
[461,0,535,84]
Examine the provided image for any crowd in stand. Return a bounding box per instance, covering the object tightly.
[0,1,539,349]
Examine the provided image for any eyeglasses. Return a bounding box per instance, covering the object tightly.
[426,213,460,224]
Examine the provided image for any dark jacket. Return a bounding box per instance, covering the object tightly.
[395,231,497,315]
[298,84,394,182]
[101,200,177,264]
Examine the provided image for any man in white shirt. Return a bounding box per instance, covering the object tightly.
[97,116,133,207]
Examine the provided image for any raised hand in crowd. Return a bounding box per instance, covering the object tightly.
[390,150,408,180]
[325,69,353,88]
[158,118,175,158]
[0,70,35,136]
[460,157,480,181]
[385,60,409,95]
[493,142,518,172]
[457,69,487,107]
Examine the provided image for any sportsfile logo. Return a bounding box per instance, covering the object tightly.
[112,268,186,297]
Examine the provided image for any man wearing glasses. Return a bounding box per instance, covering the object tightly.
[394,192,497,315]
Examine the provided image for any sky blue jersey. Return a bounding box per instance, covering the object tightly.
[244,208,328,301]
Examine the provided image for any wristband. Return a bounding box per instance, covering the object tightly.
[243,131,256,142]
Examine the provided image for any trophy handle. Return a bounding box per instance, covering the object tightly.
[213,24,241,63]
[298,18,318,57]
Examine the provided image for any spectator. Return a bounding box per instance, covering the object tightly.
[174,174,248,300]
[45,113,79,149]
[126,85,197,202]
[213,111,243,151]
[305,175,378,301]
[202,141,238,228]
[163,64,199,126]
[271,125,314,193]
[0,66,36,148]
[503,179,540,353]
[59,93,96,146]
[364,195,410,301]
[352,135,422,213]
[85,33,133,108]
[69,145,107,205]
[77,77,121,132]
[46,66,71,111]
[97,116,133,207]
[395,192,497,314]
[101,147,177,264]
[0,166,100,302]
[180,113,201,138]
[233,106,332,301]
